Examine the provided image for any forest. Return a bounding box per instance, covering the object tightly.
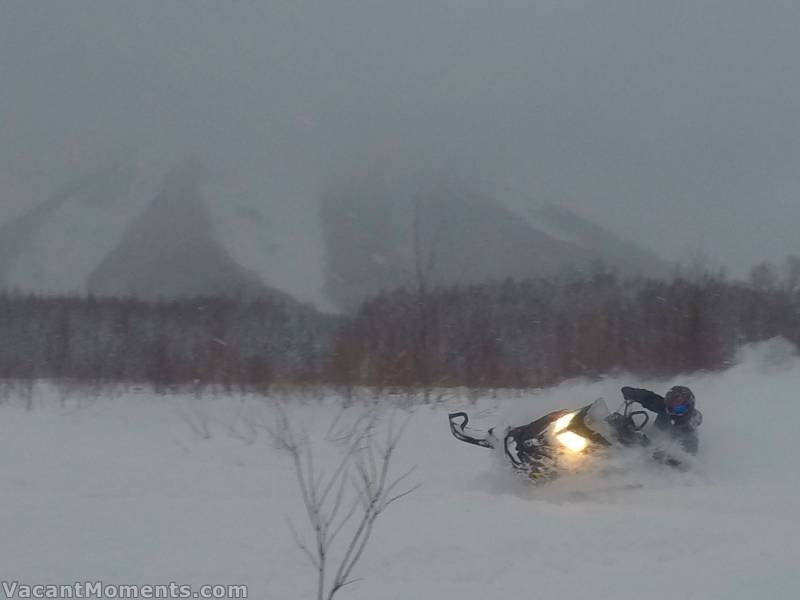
[1,258,798,392]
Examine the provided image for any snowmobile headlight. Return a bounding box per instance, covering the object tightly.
[552,411,589,453]
[555,430,589,453]
[553,411,576,434]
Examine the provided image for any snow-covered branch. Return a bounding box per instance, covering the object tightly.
[272,408,417,600]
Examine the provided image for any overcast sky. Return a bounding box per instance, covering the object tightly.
[1,1,799,277]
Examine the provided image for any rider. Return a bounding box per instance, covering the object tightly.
[620,385,702,455]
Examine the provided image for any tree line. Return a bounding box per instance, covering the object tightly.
[1,258,799,391]
[330,259,800,389]
[0,293,334,390]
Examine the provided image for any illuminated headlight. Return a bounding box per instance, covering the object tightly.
[552,411,589,453]
[555,431,589,452]
[553,411,576,433]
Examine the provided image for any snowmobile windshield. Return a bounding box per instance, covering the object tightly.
[586,398,611,422]
[581,398,615,441]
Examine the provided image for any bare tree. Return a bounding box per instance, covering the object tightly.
[410,193,451,398]
[272,408,417,600]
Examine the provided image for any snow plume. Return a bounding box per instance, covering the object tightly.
[0,339,799,599]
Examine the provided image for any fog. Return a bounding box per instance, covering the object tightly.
[2,0,799,276]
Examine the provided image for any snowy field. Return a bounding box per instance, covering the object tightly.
[2,340,799,599]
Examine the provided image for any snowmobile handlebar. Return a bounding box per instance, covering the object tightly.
[621,399,650,430]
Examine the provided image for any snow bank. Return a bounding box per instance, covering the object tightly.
[0,339,798,599]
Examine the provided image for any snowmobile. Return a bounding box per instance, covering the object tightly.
[448,398,654,481]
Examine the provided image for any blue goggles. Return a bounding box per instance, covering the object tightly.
[667,403,690,416]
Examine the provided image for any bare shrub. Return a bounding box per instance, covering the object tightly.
[272,408,417,600]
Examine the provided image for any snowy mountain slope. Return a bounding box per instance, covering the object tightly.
[526,205,669,275]
[203,171,334,312]
[321,181,670,308]
[0,161,161,294]
[87,162,273,301]
[1,160,667,310]
[480,183,670,277]
[1,339,797,599]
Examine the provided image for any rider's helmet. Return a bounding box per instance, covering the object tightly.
[664,386,695,419]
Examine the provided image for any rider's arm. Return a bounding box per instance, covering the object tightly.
[620,387,666,414]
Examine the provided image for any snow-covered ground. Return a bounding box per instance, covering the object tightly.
[2,340,799,599]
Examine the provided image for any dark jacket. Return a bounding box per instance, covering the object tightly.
[620,386,700,455]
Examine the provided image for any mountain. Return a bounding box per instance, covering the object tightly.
[0,160,670,311]
[0,159,160,294]
[87,162,271,301]
[321,180,669,308]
